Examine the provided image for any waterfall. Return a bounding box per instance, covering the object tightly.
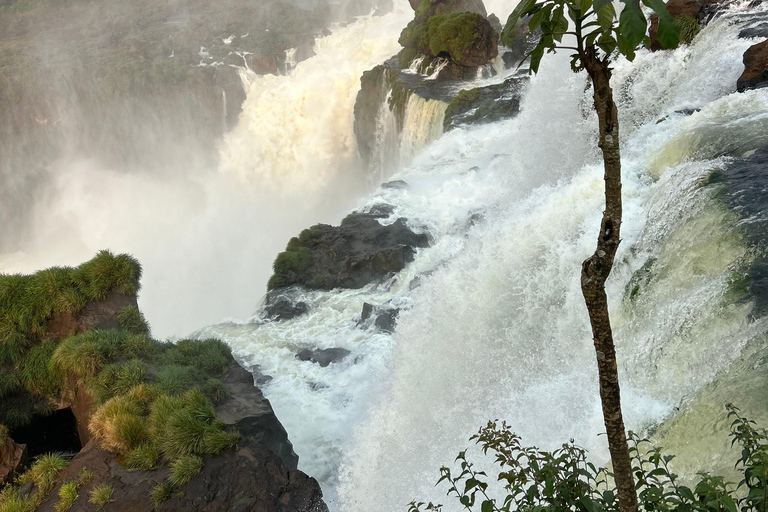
[195,5,768,511]
[398,94,448,163]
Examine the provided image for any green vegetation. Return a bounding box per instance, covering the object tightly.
[410,405,768,512]
[0,453,70,512]
[398,48,420,69]
[88,484,114,508]
[151,482,174,507]
[54,481,79,512]
[117,305,150,336]
[123,443,160,471]
[426,12,486,64]
[499,17,523,48]
[0,251,142,427]
[676,15,700,45]
[443,88,481,125]
[399,18,430,53]
[168,454,204,487]
[268,229,323,289]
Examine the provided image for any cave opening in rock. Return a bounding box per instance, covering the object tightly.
[10,408,82,459]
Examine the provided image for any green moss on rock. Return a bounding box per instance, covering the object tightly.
[427,12,487,64]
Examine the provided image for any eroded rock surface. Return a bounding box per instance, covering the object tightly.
[738,39,768,92]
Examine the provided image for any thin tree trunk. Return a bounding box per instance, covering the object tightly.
[580,47,638,512]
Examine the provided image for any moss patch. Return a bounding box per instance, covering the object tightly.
[426,12,487,64]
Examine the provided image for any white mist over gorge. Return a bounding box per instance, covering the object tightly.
[2,0,768,510]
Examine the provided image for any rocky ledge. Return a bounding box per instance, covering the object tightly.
[0,251,326,512]
[268,210,429,291]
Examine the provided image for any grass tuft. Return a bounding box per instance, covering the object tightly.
[151,482,174,507]
[88,484,114,508]
[123,443,160,471]
[54,481,78,512]
[168,454,203,487]
[117,305,150,336]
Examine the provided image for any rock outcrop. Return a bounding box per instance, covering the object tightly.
[0,432,26,488]
[296,348,351,367]
[268,212,429,291]
[738,39,768,92]
[33,437,326,512]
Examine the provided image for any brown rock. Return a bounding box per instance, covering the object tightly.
[738,39,768,92]
[0,435,27,487]
[665,0,702,18]
[34,438,327,512]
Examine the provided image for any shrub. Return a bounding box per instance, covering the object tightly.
[168,455,203,487]
[156,364,203,396]
[88,484,114,508]
[201,378,230,405]
[54,481,78,512]
[409,405,767,512]
[16,339,63,398]
[123,443,160,471]
[90,359,147,404]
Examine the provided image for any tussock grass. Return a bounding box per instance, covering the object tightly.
[123,443,160,471]
[90,359,147,404]
[18,453,70,494]
[54,481,78,512]
[88,484,114,508]
[151,482,174,506]
[168,454,203,487]
[117,305,150,336]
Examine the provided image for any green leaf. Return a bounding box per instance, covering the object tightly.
[616,29,637,60]
[508,0,538,29]
[481,500,494,512]
[592,0,613,13]
[618,0,647,51]
[721,495,738,512]
[597,2,616,32]
[529,41,546,73]
[641,0,679,48]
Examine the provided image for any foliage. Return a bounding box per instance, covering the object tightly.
[0,453,70,512]
[123,443,160,471]
[88,484,114,508]
[0,250,141,366]
[398,48,420,68]
[504,0,680,73]
[268,240,314,289]
[168,454,204,487]
[151,482,174,506]
[54,481,79,512]
[116,305,150,336]
[426,12,487,63]
[409,405,767,512]
[399,18,429,52]
[675,15,700,45]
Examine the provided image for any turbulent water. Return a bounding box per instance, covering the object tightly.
[2,0,768,508]
[0,6,412,338]
[195,3,768,511]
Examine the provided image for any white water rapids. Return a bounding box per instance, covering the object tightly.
[195,3,768,511]
[1,0,768,510]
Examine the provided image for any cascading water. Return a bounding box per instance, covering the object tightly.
[0,5,412,338]
[197,3,768,511]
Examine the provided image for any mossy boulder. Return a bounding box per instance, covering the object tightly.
[268,212,429,291]
[409,0,487,19]
[425,12,498,67]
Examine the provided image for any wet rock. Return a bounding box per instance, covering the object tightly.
[358,302,400,333]
[487,13,502,35]
[428,13,498,67]
[0,434,27,487]
[217,359,299,469]
[738,40,768,92]
[666,0,702,18]
[443,76,526,130]
[296,348,352,367]
[381,180,409,190]
[35,437,327,512]
[268,212,429,290]
[739,23,768,39]
[263,294,310,321]
[408,0,488,17]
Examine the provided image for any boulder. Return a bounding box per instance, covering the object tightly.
[738,40,768,92]
[666,0,702,18]
[268,213,429,290]
[296,348,351,367]
[263,294,310,321]
[413,0,488,18]
[648,0,703,51]
[358,303,400,333]
[424,12,498,67]
[34,437,326,512]
[487,13,502,35]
